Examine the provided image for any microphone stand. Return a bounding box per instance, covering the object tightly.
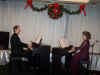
[90,43,95,65]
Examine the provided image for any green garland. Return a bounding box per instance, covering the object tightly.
[31,4,80,14]
[31,5,48,12]
[63,8,80,15]
[30,3,80,19]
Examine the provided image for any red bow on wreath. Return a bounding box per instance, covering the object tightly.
[24,0,33,10]
[80,4,86,16]
[49,3,61,17]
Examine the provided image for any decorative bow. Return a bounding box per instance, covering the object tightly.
[24,0,33,9]
[80,4,86,16]
[49,3,61,16]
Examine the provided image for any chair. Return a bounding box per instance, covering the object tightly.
[80,60,89,75]
[9,56,29,72]
[33,53,40,71]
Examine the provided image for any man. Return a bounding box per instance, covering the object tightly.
[10,25,28,57]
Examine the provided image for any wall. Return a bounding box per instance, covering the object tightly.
[0,1,9,31]
[0,1,100,53]
[0,1,68,47]
[0,2,4,30]
[67,5,100,53]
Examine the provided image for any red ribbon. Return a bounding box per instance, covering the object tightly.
[24,0,33,9]
[54,3,60,15]
[80,4,86,16]
[49,3,61,16]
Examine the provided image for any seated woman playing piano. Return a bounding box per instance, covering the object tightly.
[69,31,91,75]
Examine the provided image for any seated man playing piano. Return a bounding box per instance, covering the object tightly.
[10,25,29,57]
[10,25,43,68]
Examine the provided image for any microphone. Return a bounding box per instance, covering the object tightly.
[96,40,100,43]
[91,40,100,47]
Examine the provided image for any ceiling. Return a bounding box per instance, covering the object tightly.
[33,0,100,4]
[0,0,100,4]
[91,0,100,3]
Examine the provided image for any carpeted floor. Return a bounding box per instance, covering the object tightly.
[0,64,100,75]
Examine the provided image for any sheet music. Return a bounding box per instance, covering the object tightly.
[59,39,69,48]
[32,33,43,44]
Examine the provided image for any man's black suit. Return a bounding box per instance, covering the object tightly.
[10,33,27,57]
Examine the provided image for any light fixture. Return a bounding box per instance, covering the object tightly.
[58,0,90,3]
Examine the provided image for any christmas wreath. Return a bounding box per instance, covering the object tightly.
[25,2,85,19]
[48,3,64,19]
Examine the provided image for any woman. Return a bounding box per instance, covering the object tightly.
[70,31,91,75]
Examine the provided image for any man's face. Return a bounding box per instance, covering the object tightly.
[16,27,21,34]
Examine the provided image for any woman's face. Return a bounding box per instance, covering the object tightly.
[82,34,87,41]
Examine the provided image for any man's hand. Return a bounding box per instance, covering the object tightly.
[23,48,28,51]
[28,43,32,49]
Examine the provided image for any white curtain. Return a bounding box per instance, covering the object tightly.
[2,1,68,47]
[67,5,100,53]
[0,1,100,52]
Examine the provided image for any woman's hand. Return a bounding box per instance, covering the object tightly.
[68,50,75,53]
[68,46,76,53]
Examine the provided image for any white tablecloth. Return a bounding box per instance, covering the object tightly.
[89,55,100,71]
[0,50,10,65]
